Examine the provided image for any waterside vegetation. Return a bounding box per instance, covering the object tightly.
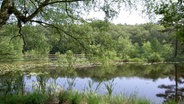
[0,90,150,104]
[1,22,183,64]
[1,61,184,104]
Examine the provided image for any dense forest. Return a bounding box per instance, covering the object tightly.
[0,0,183,64]
[0,21,183,63]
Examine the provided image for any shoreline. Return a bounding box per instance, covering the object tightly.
[0,60,183,76]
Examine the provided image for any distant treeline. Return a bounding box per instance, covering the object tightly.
[0,20,183,62]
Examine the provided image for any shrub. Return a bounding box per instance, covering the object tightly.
[59,91,82,104]
[24,92,49,104]
[0,92,49,104]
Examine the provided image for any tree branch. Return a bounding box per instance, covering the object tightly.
[25,0,84,22]
[30,20,87,51]
[0,0,86,28]
[25,0,50,22]
[10,0,85,23]
[17,20,27,53]
[29,0,38,8]
[47,0,85,5]
[9,6,26,22]
[0,0,12,28]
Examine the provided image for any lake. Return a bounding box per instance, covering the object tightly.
[0,63,184,104]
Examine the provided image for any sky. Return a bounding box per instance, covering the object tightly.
[84,4,159,25]
[112,10,151,24]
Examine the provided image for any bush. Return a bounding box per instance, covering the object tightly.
[0,92,49,104]
[24,50,49,60]
[147,52,163,62]
[141,39,173,62]
[0,38,23,62]
[59,91,82,104]
[24,92,49,104]
[87,94,99,104]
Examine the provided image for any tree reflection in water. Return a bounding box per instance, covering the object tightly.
[0,71,25,95]
[156,64,184,103]
[1,63,184,103]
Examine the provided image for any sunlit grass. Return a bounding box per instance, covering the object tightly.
[0,90,151,104]
[0,92,49,104]
[2,90,183,104]
[58,90,151,104]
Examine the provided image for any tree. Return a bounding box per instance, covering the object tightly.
[143,0,183,58]
[21,26,50,52]
[143,0,183,35]
[49,23,93,54]
[116,36,134,59]
[0,25,23,61]
[0,0,133,28]
[0,0,183,33]
[0,0,135,55]
[155,1,183,58]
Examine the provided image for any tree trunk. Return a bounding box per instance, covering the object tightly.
[0,0,12,28]
[174,35,178,58]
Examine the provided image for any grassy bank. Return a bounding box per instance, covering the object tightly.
[1,90,182,104]
[0,90,150,104]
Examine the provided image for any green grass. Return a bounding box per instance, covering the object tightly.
[1,89,184,104]
[58,91,150,104]
[0,92,49,104]
[0,90,150,104]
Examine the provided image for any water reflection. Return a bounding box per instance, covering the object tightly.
[156,64,184,103]
[0,63,184,103]
[0,71,25,95]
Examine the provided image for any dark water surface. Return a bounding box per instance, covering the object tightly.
[1,63,184,104]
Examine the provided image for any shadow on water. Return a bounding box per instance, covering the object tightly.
[0,63,184,103]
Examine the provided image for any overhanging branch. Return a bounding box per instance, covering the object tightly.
[10,0,85,24]
[10,20,27,53]
[30,20,87,51]
[47,0,85,5]
[24,0,50,22]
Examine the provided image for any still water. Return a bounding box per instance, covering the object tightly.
[1,63,184,104]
